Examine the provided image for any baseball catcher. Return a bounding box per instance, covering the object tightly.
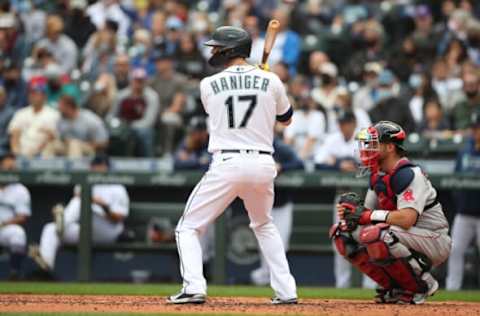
[330,121,451,304]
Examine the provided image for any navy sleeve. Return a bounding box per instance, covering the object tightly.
[276,106,293,122]
[391,167,415,195]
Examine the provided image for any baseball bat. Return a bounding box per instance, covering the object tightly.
[261,19,280,68]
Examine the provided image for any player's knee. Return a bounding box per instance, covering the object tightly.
[330,224,359,258]
[43,222,56,236]
[359,224,392,262]
[7,225,27,251]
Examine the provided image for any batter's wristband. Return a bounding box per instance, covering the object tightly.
[371,210,389,223]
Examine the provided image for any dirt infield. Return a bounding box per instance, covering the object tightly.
[0,294,478,315]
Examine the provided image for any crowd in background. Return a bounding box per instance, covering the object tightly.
[0,0,480,170]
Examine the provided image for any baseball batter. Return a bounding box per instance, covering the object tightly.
[330,121,451,304]
[168,26,297,305]
[0,183,31,279]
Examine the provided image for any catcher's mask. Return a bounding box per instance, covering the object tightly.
[356,126,381,177]
[204,26,252,67]
[356,121,406,177]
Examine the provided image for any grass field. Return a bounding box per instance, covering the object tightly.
[1,282,479,316]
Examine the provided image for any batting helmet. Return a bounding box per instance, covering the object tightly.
[204,26,252,67]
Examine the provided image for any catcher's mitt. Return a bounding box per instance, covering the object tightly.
[338,192,368,231]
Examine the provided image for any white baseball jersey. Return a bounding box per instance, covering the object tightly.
[64,184,129,234]
[200,65,291,153]
[0,184,31,223]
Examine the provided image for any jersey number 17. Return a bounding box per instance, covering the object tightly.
[225,95,257,129]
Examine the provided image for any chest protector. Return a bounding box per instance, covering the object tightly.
[370,159,415,211]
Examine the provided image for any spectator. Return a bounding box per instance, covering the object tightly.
[269,7,301,76]
[407,72,438,126]
[150,51,187,155]
[345,20,386,82]
[452,70,480,131]
[109,68,159,157]
[328,87,371,134]
[173,116,210,171]
[86,0,131,40]
[0,152,15,171]
[272,62,290,85]
[311,62,340,111]
[29,154,130,279]
[388,36,422,83]
[8,77,59,158]
[82,19,119,79]
[411,5,440,65]
[113,53,130,90]
[244,15,264,66]
[314,110,358,172]
[2,61,28,108]
[368,69,416,133]
[36,15,78,73]
[352,62,383,112]
[443,38,468,78]
[466,18,480,66]
[446,112,480,290]
[43,63,80,108]
[418,97,452,139]
[176,32,208,81]
[64,0,96,48]
[431,58,463,112]
[0,86,14,155]
[284,78,326,161]
[85,73,118,119]
[130,28,156,77]
[56,94,109,158]
[0,12,27,64]
[308,50,330,86]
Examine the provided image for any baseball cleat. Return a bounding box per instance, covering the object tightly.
[411,273,439,305]
[52,204,65,237]
[167,292,206,304]
[271,297,298,305]
[28,245,51,272]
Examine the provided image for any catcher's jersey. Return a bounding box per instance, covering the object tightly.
[200,64,291,153]
[365,166,449,232]
[0,184,31,223]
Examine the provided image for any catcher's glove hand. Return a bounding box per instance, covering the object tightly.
[338,192,370,231]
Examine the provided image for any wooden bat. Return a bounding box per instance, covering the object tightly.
[261,19,280,68]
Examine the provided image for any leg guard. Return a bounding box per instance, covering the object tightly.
[360,224,428,294]
[330,224,392,289]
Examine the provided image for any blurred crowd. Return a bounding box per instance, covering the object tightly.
[0,0,480,171]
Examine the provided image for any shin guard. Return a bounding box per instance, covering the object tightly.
[330,224,392,289]
[360,224,428,293]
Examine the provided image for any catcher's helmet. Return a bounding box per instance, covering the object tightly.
[355,121,406,176]
[204,26,252,67]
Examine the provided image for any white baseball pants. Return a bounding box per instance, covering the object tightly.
[251,202,293,285]
[446,214,480,290]
[175,151,297,299]
[0,224,27,253]
[39,196,123,269]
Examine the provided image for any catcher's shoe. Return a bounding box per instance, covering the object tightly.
[374,288,401,304]
[411,272,439,305]
[167,292,206,304]
[28,245,51,272]
[52,204,65,237]
[271,297,298,305]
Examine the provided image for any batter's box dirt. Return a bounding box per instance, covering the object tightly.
[0,294,478,315]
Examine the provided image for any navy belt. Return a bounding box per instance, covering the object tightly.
[221,149,272,155]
